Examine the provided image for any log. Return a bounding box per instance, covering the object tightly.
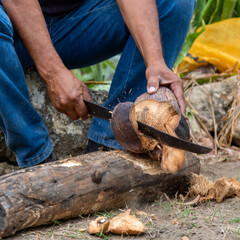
[0,150,200,238]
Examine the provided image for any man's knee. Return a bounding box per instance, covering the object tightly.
[156,0,195,26]
[172,0,196,21]
[0,6,14,38]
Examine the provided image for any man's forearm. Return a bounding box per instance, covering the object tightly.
[116,0,165,67]
[2,0,64,80]
[2,0,91,120]
[117,0,185,113]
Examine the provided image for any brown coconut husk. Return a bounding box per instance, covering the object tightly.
[111,87,189,173]
[189,174,240,203]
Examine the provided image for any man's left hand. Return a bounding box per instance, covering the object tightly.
[146,61,185,114]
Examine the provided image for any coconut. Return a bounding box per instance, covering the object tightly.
[111,87,190,173]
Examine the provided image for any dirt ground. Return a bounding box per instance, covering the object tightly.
[6,160,240,240]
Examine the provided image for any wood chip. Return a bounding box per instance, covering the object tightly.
[88,210,145,236]
[108,210,145,236]
[172,219,179,225]
[88,217,110,234]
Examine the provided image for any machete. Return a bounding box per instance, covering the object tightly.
[84,100,212,154]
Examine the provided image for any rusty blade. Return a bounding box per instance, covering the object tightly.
[84,100,112,121]
[137,121,212,154]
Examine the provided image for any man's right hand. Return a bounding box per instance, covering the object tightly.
[2,0,91,121]
[45,68,91,120]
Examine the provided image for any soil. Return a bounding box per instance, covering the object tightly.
[5,160,240,240]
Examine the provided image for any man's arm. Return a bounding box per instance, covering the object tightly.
[116,0,185,114]
[2,0,91,120]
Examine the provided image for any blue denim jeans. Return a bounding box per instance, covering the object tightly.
[0,0,195,167]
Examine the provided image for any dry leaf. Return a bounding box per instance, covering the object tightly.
[172,219,179,225]
[189,174,240,202]
[108,210,145,235]
[183,195,200,206]
[181,236,190,240]
[88,217,110,234]
[150,214,157,220]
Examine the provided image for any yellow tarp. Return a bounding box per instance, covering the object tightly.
[180,18,240,73]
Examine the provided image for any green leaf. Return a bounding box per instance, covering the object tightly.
[73,58,118,92]
[91,64,103,82]
[81,72,94,81]
[220,0,237,20]
[192,0,206,29]
[233,0,240,16]
[105,59,117,70]
[198,0,216,26]
[87,80,111,91]
[174,20,206,67]
[209,0,224,23]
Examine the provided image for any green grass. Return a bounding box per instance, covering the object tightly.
[95,210,117,219]
[73,57,118,92]
[63,230,85,239]
[96,232,112,239]
[230,217,240,223]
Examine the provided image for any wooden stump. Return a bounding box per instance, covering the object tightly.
[0,150,200,238]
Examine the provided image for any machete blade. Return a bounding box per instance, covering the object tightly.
[84,100,112,121]
[84,100,212,154]
[137,121,212,154]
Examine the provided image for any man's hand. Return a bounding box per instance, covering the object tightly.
[45,69,91,120]
[146,62,185,114]
[2,0,91,120]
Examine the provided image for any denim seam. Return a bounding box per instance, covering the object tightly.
[66,2,117,21]
[107,44,137,104]
[0,13,14,37]
[26,138,53,162]
[122,44,137,98]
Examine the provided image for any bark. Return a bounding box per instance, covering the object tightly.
[0,150,200,238]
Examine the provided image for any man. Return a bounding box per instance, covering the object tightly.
[0,0,195,167]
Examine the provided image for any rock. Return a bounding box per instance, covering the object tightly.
[186,76,240,146]
[0,162,20,175]
[0,68,108,165]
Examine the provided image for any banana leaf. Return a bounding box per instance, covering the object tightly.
[197,0,216,27]
[209,0,224,23]
[192,0,206,29]
[220,0,237,20]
